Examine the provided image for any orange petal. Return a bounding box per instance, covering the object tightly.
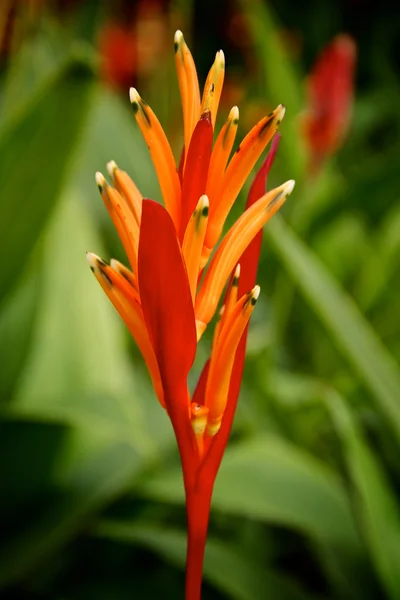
[205,286,260,436]
[182,194,209,303]
[195,180,295,333]
[110,258,138,291]
[95,172,139,273]
[107,160,142,226]
[219,264,240,336]
[205,104,285,250]
[191,402,209,456]
[206,106,239,206]
[86,252,164,407]
[129,88,181,228]
[200,50,225,128]
[174,30,201,167]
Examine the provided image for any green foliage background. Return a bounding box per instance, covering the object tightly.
[1,0,399,598]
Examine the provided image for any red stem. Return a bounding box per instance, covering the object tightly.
[185,485,213,600]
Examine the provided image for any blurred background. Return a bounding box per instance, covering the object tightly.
[1,0,400,598]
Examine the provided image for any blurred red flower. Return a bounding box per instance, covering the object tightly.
[99,23,137,90]
[303,34,356,169]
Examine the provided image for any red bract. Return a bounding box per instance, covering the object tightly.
[87,32,294,600]
[303,34,356,169]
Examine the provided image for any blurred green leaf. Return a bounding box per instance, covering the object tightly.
[0,257,41,400]
[0,59,94,304]
[140,436,361,549]
[326,392,400,599]
[268,216,400,442]
[239,0,302,113]
[239,0,307,181]
[355,202,400,312]
[0,421,140,588]
[95,521,314,600]
[0,24,69,122]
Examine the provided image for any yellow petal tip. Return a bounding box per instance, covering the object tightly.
[199,194,209,209]
[86,251,100,269]
[174,30,184,45]
[230,106,239,121]
[252,285,261,301]
[216,49,225,67]
[106,160,118,177]
[276,104,286,122]
[95,171,106,188]
[129,87,140,104]
[283,179,296,196]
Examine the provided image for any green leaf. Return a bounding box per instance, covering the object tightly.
[326,391,400,599]
[267,216,400,442]
[0,58,94,304]
[239,0,307,181]
[0,419,141,588]
[95,521,314,600]
[0,24,69,123]
[0,258,41,401]
[139,436,361,549]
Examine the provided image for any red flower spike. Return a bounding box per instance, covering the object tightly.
[87,32,293,600]
[303,34,356,170]
[180,111,213,240]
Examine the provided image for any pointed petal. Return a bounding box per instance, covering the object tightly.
[107,160,142,225]
[195,179,295,332]
[205,105,285,250]
[129,88,181,227]
[138,198,197,406]
[174,30,201,164]
[205,286,260,436]
[201,50,225,128]
[86,253,164,407]
[182,195,209,303]
[206,106,239,206]
[240,133,281,291]
[96,172,139,273]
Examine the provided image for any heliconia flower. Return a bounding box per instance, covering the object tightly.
[87,30,294,600]
[302,34,356,170]
[99,22,138,90]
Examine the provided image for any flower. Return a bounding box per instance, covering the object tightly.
[302,34,356,170]
[99,22,138,90]
[98,0,168,90]
[87,30,294,600]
